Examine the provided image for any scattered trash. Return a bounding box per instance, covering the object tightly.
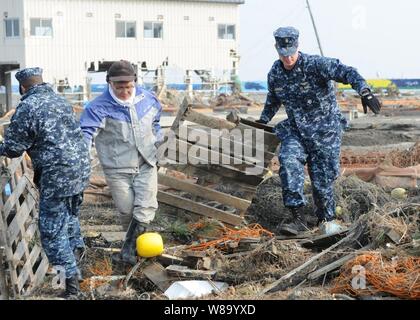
[164,281,228,300]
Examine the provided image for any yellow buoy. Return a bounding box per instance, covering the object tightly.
[391,188,408,200]
[136,232,164,258]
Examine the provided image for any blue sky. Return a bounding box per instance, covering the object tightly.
[239,0,420,81]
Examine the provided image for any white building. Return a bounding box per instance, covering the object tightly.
[0,0,244,86]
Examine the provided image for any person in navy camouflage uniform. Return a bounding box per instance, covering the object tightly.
[257,27,381,235]
[0,68,90,297]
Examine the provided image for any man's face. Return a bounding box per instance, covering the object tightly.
[279,51,299,70]
[110,81,135,101]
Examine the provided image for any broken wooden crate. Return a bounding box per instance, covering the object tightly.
[0,155,48,299]
[161,97,279,188]
[157,172,248,226]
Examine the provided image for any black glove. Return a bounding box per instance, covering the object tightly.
[256,119,268,124]
[361,89,381,114]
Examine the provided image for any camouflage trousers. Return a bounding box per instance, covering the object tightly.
[279,133,341,221]
[38,193,85,278]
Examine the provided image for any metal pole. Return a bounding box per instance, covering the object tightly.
[306,0,324,56]
[5,72,13,113]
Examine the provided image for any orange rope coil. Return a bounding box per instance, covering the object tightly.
[187,224,274,251]
[332,252,420,300]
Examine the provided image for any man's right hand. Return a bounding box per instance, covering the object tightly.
[361,89,382,114]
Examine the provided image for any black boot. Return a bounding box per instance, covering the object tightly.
[279,207,309,235]
[63,276,80,299]
[74,248,84,282]
[119,219,148,266]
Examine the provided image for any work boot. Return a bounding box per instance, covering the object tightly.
[62,276,80,299]
[119,219,148,266]
[279,207,309,235]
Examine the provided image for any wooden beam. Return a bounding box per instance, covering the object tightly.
[166,265,216,279]
[158,173,251,211]
[143,263,178,292]
[307,244,374,281]
[184,107,236,130]
[0,247,9,300]
[157,190,243,226]
[180,125,274,166]
[239,118,275,133]
[171,97,190,132]
[166,139,268,177]
[259,232,355,295]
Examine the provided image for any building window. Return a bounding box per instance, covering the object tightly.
[5,18,19,37]
[116,21,136,38]
[218,24,235,40]
[30,18,53,37]
[144,22,163,39]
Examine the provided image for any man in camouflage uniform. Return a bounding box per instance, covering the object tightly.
[0,68,90,297]
[256,27,381,235]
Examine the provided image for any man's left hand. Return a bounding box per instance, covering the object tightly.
[361,89,382,114]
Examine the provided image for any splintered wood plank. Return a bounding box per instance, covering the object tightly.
[171,97,190,132]
[157,191,243,226]
[165,265,216,279]
[167,139,267,175]
[183,107,236,130]
[0,247,9,300]
[158,173,251,211]
[143,263,177,292]
[7,194,36,244]
[2,177,27,219]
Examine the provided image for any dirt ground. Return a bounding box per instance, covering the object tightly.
[24,105,420,301]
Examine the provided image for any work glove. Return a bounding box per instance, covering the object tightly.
[361,89,382,114]
[256,119,268,124]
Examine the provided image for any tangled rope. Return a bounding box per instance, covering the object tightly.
[80,258,113,292]
[187,224,274,251]
[332,252,420,299]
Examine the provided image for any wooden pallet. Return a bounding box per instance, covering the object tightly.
[160,97,278,187]
[0,155,49,299]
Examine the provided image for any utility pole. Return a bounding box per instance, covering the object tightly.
[306,0,324,56]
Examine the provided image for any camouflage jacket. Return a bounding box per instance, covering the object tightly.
[260,52,369,150]
[0,84,90,198]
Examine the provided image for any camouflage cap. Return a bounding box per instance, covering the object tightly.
[15,67,43,83]
[273,26,299,56]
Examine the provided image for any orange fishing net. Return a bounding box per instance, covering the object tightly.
[80,258,113,292]
[187,224,274,251]
[332,252,420,299]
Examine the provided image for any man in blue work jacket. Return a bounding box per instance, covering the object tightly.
[80,60,163,265]
[256,27,382,235]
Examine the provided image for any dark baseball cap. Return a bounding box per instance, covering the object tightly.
[107,60,137,82]
[273,26,299,56]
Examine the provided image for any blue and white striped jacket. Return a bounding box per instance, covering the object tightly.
[80,86,163,172]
